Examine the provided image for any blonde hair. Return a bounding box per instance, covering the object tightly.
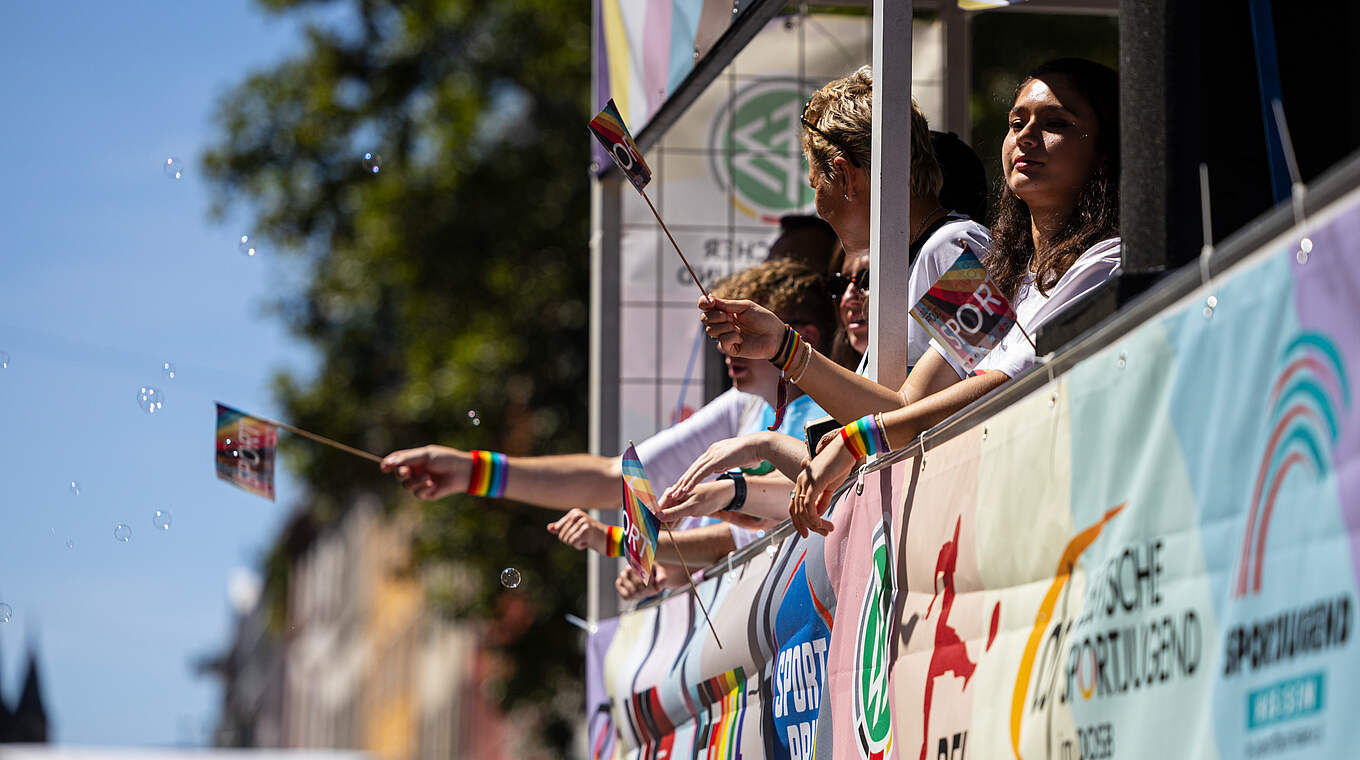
[801,65,943,197]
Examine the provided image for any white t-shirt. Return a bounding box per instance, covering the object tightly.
[933,237,1122,379]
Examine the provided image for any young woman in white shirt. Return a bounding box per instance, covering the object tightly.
[666,59,1122,537]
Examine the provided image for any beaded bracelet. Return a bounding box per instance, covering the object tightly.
[466,450,508,497]
[605,525,624,557]
[840,413,892,460]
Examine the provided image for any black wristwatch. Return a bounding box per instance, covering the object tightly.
[717,472,747,512]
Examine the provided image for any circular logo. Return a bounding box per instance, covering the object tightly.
[709,78,818,224]
[853,522,894,758]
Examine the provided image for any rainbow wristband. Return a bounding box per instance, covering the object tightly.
[466,450,508,497]
[605,525,624,557]
[840,414,890,460]
[769,325,805,375]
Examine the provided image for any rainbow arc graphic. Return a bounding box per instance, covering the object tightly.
[1237,332,1350,597]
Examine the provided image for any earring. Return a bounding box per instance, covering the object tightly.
[843,193,850,201]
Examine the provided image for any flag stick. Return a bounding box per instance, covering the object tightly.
[1015,323,1038,354]
[661,523,724,649]
[256,414,383,463]
[639,188,708,297]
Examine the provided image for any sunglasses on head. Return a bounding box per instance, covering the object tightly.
[801,99,862,169]
[828,268,869,299]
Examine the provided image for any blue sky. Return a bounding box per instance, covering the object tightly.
[0,2,338,746]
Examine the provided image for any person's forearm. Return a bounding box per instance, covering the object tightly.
[879,371,1008,448]
[655,523,737,565]
[746,431,813,480]
[500,453,621,511]
[728,472,796,522]
[792,348,907,422]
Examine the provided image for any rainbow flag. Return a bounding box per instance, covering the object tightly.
[589,98,652,194]
[620,443,662,582]
[215,403,278,500]
[910,241,1018,373]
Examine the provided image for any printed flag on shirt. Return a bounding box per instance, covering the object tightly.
[619,443,662,582]
[215,403,279,500]
[589,98,652,194]
[910,241,1018,373]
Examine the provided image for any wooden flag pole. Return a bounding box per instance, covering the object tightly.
[639,188,708,297]
[1015,323,1038,354]
[259,415,384,463]
[662,523,724,649]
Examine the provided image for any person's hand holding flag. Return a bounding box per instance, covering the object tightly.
[697,294,786,360]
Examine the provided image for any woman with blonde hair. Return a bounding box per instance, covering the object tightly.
[664,59,1122,537]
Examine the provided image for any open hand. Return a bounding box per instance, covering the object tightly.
[657,479,734,524]
[661,433,771,507]
[699,295,785,360]
[380,445,470,499]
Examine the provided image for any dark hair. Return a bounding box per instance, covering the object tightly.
[987,58,1120,298]
[933,130,988,221]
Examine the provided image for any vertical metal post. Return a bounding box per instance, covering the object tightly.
[588,174,622,624]
[940,1,971,143]
[868,0,913,390]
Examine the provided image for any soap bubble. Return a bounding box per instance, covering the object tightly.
[0,604,10,623]
[765,544,777,558]
[163,156,184,180]
[152,510,173,531]
[472,417,482,427]
[137,386,164,415]
[362,152,382,174]
[500,567,521,589]
[238,234,258,257]
[161,362,176,380]
[114,523,132,543]
[467,410,478,419]
[69,480,80,496]
[0,351,8,369]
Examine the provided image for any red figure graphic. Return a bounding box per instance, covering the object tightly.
[920,517,978,760]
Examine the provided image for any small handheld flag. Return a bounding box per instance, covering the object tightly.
[620,443,662,581]
[216,403,279,500]
[909,241,1025,373]
[620,442,722,648]
[589,99,652,193]
[589,99,707,296]
[215,402,383,501]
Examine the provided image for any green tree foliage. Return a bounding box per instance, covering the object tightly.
[203,0,591,750]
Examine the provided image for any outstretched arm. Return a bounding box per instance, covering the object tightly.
[548,509,737,565]
[662,431,808,506]
[658,472,795,524]
[382,445,623,511]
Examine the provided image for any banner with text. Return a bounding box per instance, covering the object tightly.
[881,189,1360,759]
